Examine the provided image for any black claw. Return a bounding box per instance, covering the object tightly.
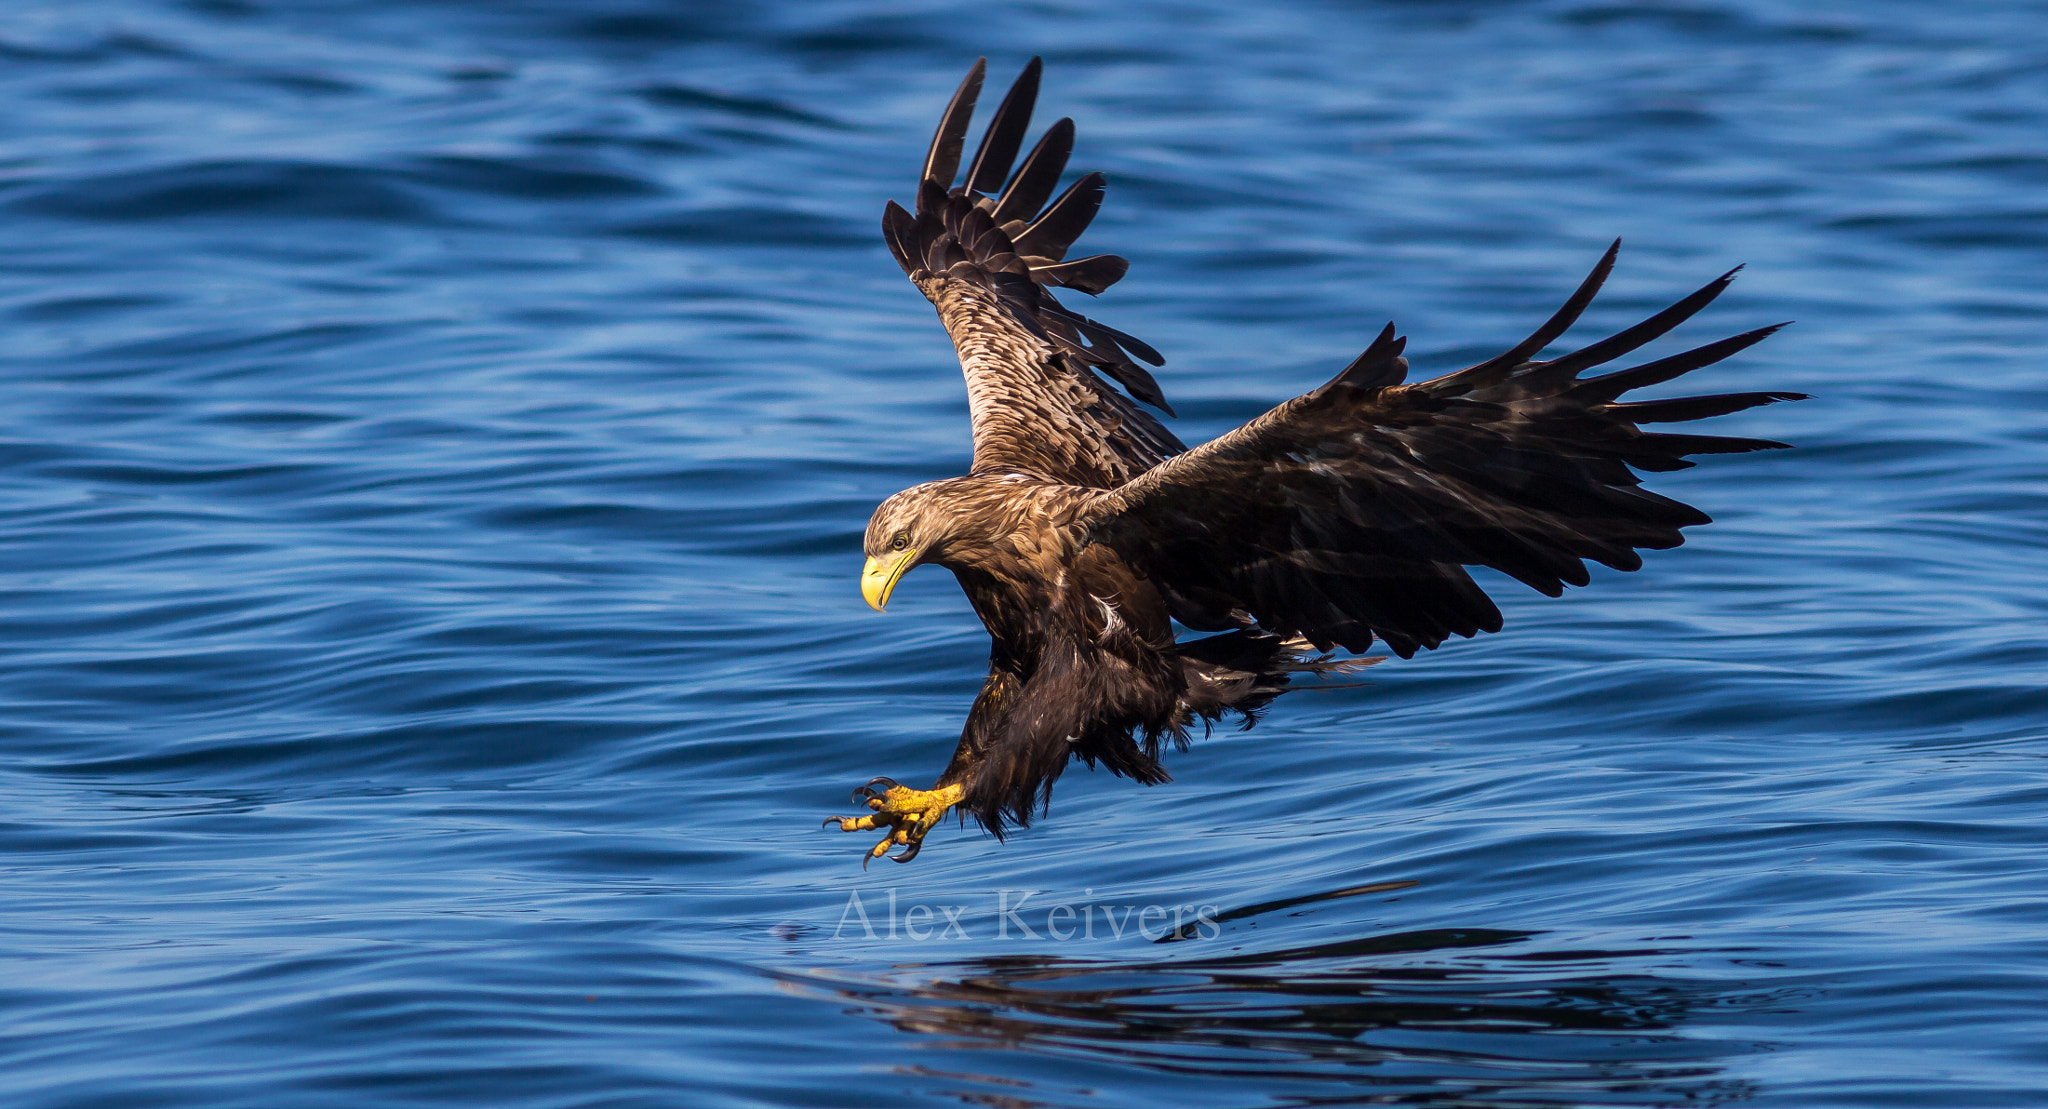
[891,839,923,864]
[852,776,899,804]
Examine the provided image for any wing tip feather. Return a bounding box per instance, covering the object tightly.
[919,58,987,205]
[1325,322,1408,391]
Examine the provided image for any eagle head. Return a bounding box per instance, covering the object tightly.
[860,479,1001,611]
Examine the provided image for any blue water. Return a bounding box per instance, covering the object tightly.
[0,1,2043,1105]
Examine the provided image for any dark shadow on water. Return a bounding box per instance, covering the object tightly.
[1156,879,1421,942]
[788,924,1769,1107]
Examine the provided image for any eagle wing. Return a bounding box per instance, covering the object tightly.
[885,58,1184,488]
[1089,242,1805,658]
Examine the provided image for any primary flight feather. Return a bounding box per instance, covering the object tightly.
[828,58,1803,865]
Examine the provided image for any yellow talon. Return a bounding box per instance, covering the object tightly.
[826,782,967,866]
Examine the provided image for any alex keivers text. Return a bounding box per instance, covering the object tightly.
[831,888,1222,942]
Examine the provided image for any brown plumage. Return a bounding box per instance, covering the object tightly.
[828,58,1804,865]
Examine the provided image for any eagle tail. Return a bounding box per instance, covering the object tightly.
[1175,630,1384,730]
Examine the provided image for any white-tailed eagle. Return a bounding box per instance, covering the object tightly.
[828,59,1802,864]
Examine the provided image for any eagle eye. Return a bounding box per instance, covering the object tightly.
[890,532,910,552]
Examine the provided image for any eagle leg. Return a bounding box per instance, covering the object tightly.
[824,781,967,867]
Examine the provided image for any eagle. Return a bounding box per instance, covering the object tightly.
[827,58,1802,865]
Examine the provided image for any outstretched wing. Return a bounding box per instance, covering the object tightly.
[884,58,1184,488]
[1089,242,1805,658]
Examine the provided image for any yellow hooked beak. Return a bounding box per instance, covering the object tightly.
[861,549,918,612]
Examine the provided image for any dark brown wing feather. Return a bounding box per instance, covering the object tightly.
[1090,244,1804,658]
[886,58,1182,487]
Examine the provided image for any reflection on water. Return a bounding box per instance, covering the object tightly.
[795,917,1766,1107]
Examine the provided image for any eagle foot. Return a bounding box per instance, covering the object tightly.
[823,778,966,867]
